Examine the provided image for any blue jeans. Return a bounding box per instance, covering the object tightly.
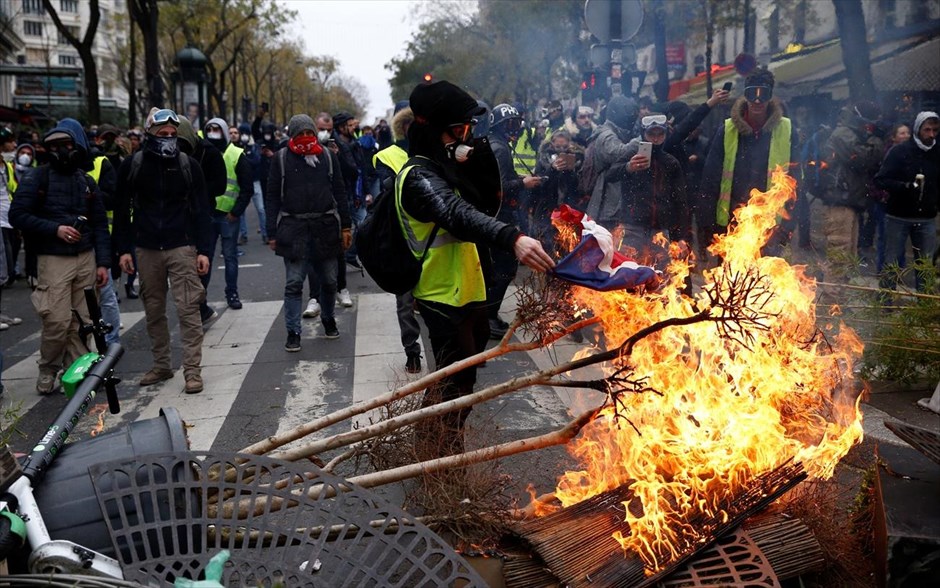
[202,215,240,298]
[240,181,268,242]
[284,254,337,334]
[99,273,121,346]
[345,203,367,261]
[880,215,937,292]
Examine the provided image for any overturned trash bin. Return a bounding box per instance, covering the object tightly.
[32,407,191,557]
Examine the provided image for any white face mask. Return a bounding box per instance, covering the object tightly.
[1,151,13,163]
[317,130,331,144]
[17,153,32,166]
[240,134,250,144]
[264,134,272,141]
[207,131,223,140]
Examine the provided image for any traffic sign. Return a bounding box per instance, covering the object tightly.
[583,0,644,43]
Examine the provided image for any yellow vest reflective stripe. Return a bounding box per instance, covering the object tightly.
[513,128,537,176]
[5,161,16,195]
[87,156,113,230]
[373,144,408,174]
[716,117,792,226]
[395,163,486,307]
[217,143,243,212]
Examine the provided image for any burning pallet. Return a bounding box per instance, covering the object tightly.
[514,461,809,587]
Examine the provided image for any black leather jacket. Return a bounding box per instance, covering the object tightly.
[399,156,520,252]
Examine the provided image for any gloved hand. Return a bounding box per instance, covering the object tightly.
[342,228,352,250]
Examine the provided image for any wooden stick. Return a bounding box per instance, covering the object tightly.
[237,316,601,457]
[217,408,598,519]
[816,281,940,300]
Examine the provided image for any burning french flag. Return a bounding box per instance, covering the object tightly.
[549,205,661,291]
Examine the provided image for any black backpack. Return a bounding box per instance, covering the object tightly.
[355,158,439,295]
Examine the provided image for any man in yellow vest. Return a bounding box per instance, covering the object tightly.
[700,67,800,255]
[202,117,253,311]
[372,104,424,374]
[398,81,554,455]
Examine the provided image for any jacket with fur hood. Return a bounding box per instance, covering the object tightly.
[700,97,800,223]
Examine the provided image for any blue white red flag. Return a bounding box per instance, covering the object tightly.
[549,205,661,291]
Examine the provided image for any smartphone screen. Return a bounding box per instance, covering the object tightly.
[638,141,652,159]
[722,82,733,92]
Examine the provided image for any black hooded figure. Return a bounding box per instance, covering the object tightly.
[399,81,554,456]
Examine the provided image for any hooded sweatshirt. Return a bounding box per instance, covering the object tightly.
[9,118,110,265]
[177,117,227,203]
[874,111,940,220]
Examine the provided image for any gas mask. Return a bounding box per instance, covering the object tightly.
[444,141,473,163]
[48,145,81,172]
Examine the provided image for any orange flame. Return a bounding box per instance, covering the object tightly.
[546,167,863,569]
[88,403,108,437]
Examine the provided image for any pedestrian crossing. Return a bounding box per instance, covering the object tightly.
[2,294,596,459]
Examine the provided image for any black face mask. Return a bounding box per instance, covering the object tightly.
[145,135,179,159]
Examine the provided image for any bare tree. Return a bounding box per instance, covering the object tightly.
[42,0,102,122]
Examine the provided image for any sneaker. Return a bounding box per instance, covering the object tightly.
[124,283,139,299]
[302,298,321,318]
[200,305,219,324]
[405,353,422,374]
[338,289,353,308]
[140,368,174,386]
[0,314,22,325]
[36,373,56,395]
[322,317,339,339]
[489,318,509,340]
[184,374,204,394]
[0,323,8,331]
[285,331,301,352]
[226,293,243,309]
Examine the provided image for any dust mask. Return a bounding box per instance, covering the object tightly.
[17,153,32,166]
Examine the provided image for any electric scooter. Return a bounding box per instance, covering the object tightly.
[0,287,125,578]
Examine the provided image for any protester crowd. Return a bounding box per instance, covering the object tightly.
[0,73,937,452]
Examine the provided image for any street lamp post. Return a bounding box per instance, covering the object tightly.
[172,46,209,130]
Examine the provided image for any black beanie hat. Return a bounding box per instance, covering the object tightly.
[409,81,485,130]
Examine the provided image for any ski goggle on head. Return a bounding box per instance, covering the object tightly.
[744,85,773,104]
[641,114,668,129]
[150,109,180,128]
[446,121,475,143]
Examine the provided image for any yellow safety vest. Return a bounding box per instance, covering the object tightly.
[716,117,792,226]
[512,128,538,176]
[395,162,486,307]
[5,161,16,195]
[217,143,243,212]
[373,144,408,175]
[86,156,113,231]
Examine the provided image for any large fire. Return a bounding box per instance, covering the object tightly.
[546,167,864,569]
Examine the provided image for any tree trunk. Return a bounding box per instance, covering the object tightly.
[130,0,163,108]
[128,13,137,127]
[652,0,670,103]
[42,0,101,122]
[704,0,715,97]
[833,0,875,103]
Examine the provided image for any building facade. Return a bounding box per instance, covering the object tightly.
[0,0,128,121]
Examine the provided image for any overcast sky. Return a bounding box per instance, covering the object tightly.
[283,0,421,123]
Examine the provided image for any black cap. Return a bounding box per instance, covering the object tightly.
[409,81,484,129]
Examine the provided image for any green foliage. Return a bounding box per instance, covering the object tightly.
[387,0,586,107]
[0,400,25,447]
[856,259,940,385]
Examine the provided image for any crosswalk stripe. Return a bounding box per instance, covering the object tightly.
[1,311,147,412]
[115,301,283,450]
[350,293,426,430]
